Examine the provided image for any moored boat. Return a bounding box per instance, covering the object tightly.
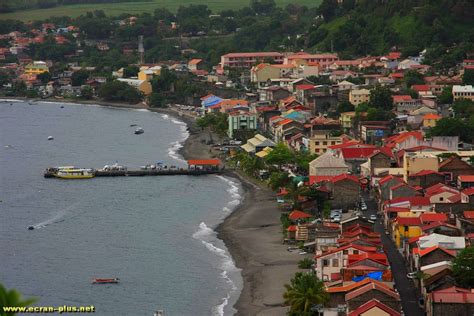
[134,127,144,134]
[54,168,95,179]
[92,278,119,284]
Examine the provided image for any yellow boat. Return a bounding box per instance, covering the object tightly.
[54,168,95,179]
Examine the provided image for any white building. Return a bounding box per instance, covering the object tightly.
[452,85,474,101]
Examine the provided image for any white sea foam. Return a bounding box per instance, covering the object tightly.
[193,222,241,316]
[30,203,78,229]
[0,99,23,103]
[213,294,230,316]
[161,114,169,119]
[217,175,243,213]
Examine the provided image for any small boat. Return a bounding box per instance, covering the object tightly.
[130,124,137,127]
[92,278,119,284]
[54,168,95,179]
[47,136,54,140]
[28,226,35,230]
[60,106,64,108]
[134,127,144,135]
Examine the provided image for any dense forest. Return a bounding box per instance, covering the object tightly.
[0,0,150,13]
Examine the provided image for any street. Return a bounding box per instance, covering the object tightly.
[362,192,424,316]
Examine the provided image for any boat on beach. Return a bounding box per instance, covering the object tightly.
[92,278,119,284]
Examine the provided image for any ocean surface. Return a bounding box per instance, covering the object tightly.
[0,100,243,316]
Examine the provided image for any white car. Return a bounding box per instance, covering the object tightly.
[407,272,417,279]
[361,204,368,211]
[370,215,377,221]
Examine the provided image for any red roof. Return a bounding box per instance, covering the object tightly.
[387,196,431,207]
[346,282,400,301]
[348,299,401,316]
[412,84,430,92]
[287,225,298,232]
[420,213,448,223]
[423,113,441,120]
[327,278,392,293]
[387,52,401,60]
[417,246,456,257]
[431,286,474,304]
[223,52,282,58]
[348,253,388,266]
[392,95,413,102]
[378,175,403,185]
[425,183,458,196]
[315,244,376,259]
[295,84,315,90]
[410,169,444,177]
[396,216,422,226]
[340,147,379,159]
[331,173,359,184]
[309,175,334,185]
[408,234,426,244]
[462,188,474,196]
[385,206,410,213]
[187,159,221,166]
[458,175,474,182]
[422,221,459,232]
[463,211,474,219]
[288,210,312,220]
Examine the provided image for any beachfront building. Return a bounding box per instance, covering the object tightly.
[117,78,152,95]
[228,111,257,138]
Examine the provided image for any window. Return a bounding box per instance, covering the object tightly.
[332,259,339,267]
[440,197,444,201]
[353,250,359,254]
[323,141,327,145]
[343,250,348,255]
[315,141,320,145]
[323,259,329,267]
[331,141,336,145]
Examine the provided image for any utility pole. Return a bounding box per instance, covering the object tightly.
[138,35,144,65]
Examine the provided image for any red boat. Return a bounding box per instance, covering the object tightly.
[92,278,119,284]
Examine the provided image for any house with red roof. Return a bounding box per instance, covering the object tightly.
[361,148,394,177]
[314,244,377,281]
[326,173,360,209]
[422,222,462,236]
[412,84,433,97]
[377,175,404,202]
[439,155,474,183]
[413,246,457,270]
[427,286,474,316]
[392,215,423,248]
[407,170,446,189]
[288,210,312,221]
[458,174,474,190]
[348,299,401,316]
[345,282,401,313]
[392,95,423,113]
[325,279,394,314]
[424,183,460,203]
[389,182,420,200]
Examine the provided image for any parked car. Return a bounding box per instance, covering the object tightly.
[361,204,368,211]
[407,272,418,279]
[370,214,377,221]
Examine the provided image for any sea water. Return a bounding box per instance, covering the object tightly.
[0,101,243,315]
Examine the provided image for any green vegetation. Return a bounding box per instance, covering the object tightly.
[429,99,474,143]
[283,272,328,315]
[0,0,322,21]
[452,246,474,288]
[97,80,143,103]
[0,283,36,316]
[298,258,314,269]
[196,112,229,136]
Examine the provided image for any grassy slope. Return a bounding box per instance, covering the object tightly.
[0,0,322,21]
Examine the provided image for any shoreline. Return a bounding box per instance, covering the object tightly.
[3,98,298,315]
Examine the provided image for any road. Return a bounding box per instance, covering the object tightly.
[361,192,425,316]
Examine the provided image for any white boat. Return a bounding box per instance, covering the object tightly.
[100,163,127,171]
[48,136,54,140]
[134,127,144,135]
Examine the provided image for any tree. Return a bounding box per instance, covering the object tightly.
[37,71,52,84]
[294,151,318,171]
[0,283,36,316]
[268,171,290,191]
[452,98,474,118]
[122,65,139,78]
[337,101,354,114]
[438,86,453,104]
[80,85,93,99]
[148,92,166,107]
[264,143,294,169]
[250,0,276,15]
[298,258,314,269]
[283,272,329,314]
[463,69,474,85]
[98,80,143,104]
[196,112,228,136]
[71,70,89,86]
[369,85,393,110]
[452,246,474,288]
[403,69,425,87]
[150,67,177,93]
[428,118,473,143]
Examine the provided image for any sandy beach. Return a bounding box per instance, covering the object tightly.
[3,98,300,315]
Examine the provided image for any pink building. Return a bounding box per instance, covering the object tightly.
[220,52,284,69]
[284,52,338,69]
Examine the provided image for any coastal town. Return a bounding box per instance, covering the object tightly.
[1,1,474,316]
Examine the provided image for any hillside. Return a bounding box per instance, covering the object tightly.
[0,0,322,21]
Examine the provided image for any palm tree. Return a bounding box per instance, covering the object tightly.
[0,283,36,316]
[283,272,328,314]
